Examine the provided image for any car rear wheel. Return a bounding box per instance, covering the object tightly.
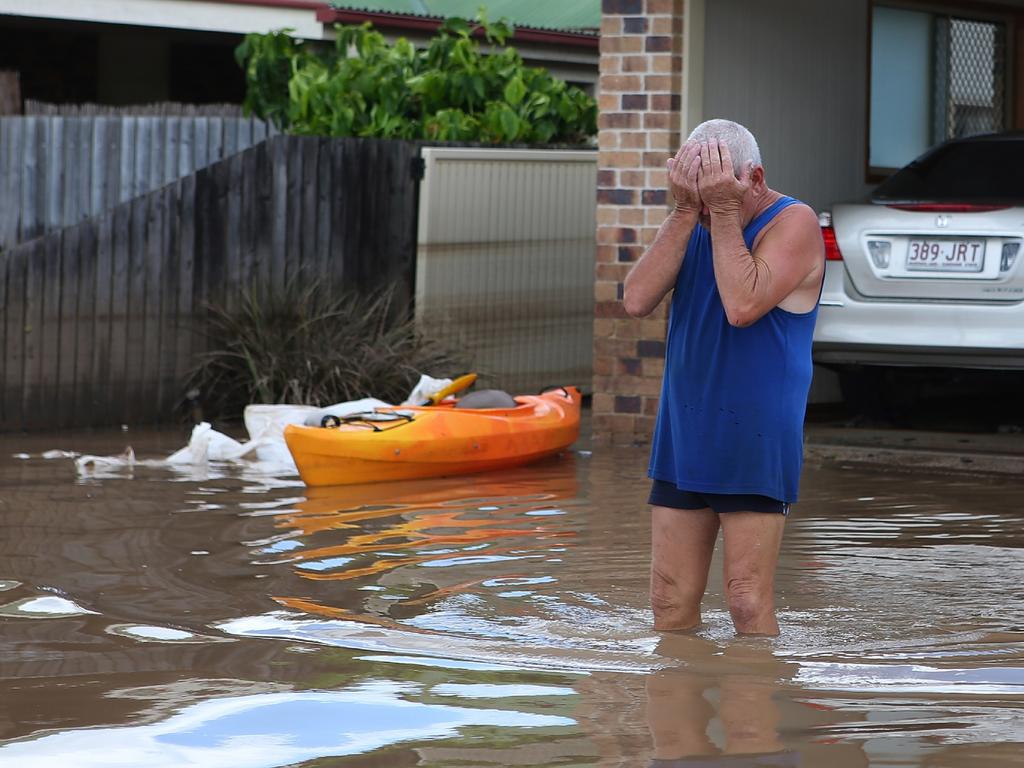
[837,366,917,427]
[835,366,1024,431]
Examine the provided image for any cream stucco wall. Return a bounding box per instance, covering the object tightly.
[701,0,875,213]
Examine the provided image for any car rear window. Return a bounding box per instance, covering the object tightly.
[872,137,1024,203]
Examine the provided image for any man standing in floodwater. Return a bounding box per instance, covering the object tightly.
[622,119,824,636]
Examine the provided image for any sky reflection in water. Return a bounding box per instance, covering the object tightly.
[0,682,574,768]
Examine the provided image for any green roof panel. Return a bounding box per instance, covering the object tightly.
[329,1,600,33]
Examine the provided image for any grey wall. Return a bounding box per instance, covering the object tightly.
[702,0,875,213]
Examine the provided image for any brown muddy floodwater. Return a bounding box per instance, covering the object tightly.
[0,423,1023,768]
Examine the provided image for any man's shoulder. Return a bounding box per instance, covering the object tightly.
[777,198,818,224]
[753,199,820,248]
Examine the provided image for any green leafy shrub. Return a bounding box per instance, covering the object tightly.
[235,14,596,144]
[185,281,471,420]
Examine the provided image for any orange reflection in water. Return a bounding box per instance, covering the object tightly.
[269,461,580,589]
[268,596,423,630]
[277,466,578,535]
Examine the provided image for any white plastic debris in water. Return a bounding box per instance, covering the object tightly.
[10,449,82,461]
[70,374,455,478]
[165,423,252,464]
[76,447,137,472]
[42,449,80,459]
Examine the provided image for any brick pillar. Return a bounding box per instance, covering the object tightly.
[593,0,685,446]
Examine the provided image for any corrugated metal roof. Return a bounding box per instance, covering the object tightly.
[328,1,599,33]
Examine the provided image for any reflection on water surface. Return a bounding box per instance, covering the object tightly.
[1,427,1022,766]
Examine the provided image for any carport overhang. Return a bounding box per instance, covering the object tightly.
[0,0,330,38]
[0,0,599,48]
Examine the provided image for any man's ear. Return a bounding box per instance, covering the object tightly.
[749,165,766,191]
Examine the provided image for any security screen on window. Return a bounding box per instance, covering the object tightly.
[869,5,1007,173]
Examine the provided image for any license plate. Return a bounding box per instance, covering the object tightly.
[906,239,984,272]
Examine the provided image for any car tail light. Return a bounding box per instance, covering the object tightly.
[818,211,843,261]
[885,203,1010,213]
[821,226,843,261]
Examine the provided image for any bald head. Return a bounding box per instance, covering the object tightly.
[688,119,762,178]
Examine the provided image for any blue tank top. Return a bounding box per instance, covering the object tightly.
[648,196,819,502]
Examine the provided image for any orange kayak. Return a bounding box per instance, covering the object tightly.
[283,387,581,487]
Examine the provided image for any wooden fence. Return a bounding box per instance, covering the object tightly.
[0,116,274,250]
[0,135,419,431]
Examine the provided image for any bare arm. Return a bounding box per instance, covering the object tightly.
[623,141,703,318]
[623,209,699,317]
[699,141,823,327]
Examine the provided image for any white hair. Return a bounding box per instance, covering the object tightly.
[687,119,762,176]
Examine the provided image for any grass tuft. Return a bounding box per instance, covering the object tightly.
[184,280,471,420]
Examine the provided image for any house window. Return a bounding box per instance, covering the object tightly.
[869,4,1008,173]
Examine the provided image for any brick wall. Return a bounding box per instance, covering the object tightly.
[593,0,685,446]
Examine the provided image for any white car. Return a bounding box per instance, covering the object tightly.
[815,132,1024,396]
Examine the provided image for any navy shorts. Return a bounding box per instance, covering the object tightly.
[648,479,790,515]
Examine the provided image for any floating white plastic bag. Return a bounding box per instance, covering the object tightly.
[165,422,255,465]
[243,405,320,465]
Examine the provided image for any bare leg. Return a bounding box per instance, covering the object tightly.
[650,505,720,631]
[719,512,786,636]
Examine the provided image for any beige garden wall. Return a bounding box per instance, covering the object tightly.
[415,146,598,395]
